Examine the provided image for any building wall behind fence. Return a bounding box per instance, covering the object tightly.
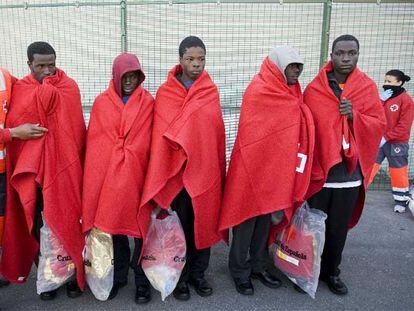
[0,0,413,190]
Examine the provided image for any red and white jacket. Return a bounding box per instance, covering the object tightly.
[383,92,414,144]
[0,68,16,173]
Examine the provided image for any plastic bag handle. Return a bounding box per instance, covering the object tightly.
[151,206,174,219]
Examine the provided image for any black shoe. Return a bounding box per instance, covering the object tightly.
[173,281,190,301]
[188,277,213,297]
[66,281,82,298]
[234,278,254,295]
[0,278,10,287]
[135,284,151,304]
[251,271,282,289]
[108,282,127,300]
[321,276,348,295]
[40,289,57,301]
[293,284,306,294]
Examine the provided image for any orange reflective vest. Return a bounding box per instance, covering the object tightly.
[0,68,12,173]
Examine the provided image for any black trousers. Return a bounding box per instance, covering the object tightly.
[33,188,44,267]
[0,173,6,217]
[113,235,149,286]
[307,186,361,277]
[228,214,272,280]
[171,189,210,282]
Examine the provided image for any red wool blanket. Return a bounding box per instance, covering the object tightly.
[82,80,154,237]
[218,57,315,244]
[139,65,226,250]
[304,61,386,228]
[1,69,86,288]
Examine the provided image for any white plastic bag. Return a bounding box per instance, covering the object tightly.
[83,228,114,301]
[273,202,327,298]
[141,208,186,301]
[36,219,75,294]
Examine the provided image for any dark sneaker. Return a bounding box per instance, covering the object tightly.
[40,289,57,301]
[251,271,282,289]
[173,281,190,301]
[135,284,151,304]
[188,277,213,297]
[234,277,254,295]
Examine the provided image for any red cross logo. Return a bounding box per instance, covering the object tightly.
[390,104,399,112]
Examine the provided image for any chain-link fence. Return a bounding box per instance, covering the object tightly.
[0,0,413,190]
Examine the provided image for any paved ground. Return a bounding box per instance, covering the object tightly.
[1,190,413,311]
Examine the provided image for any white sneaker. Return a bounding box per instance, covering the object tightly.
[394,204,406,213]
[408,200,414,217]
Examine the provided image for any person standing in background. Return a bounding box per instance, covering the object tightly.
[369,70,414,215]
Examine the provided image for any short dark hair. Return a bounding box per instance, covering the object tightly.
[27,41,56,62]
[331,34,360,52]
[386,69,411,85]
[179,36,206,58]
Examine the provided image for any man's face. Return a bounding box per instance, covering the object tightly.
[330,41,359,75]
[284,63,303,85]
[122,71,140,96]
[179,46,205,82]
[28,53,56,83]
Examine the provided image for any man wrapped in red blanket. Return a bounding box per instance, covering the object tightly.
[82,53,154,303]
[138,36,226,301]
[0,67,48,288]
[0,42,86,300]
[303,35,386,296]
[219,46,315,296]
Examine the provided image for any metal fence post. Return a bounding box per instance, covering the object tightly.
[319,0,332,68]
[121,0,128,52]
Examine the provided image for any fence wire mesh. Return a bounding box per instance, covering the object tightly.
[0,0,413,190]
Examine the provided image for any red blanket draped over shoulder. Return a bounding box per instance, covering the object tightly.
[0,69,86,289]
[304,61,386,228]
[218,57,315,244]
[138,65,226,250]
[82,81,154,237]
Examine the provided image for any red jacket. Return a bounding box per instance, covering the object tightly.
[0,68,16,156]
[383,92,414,144]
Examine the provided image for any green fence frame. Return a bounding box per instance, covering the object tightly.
[0,0,413,191]
[1,0,412,69]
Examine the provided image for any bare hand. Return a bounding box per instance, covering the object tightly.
[10,123,48,140]
[339,97,353,120]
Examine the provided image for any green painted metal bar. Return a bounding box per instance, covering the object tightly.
[334,0,413,3]
[126,0,413,4]
[319,0,332,68]
[126,0,326,5]
[0,1,120,9]
[0,0,412,9]
[121,0,128,52]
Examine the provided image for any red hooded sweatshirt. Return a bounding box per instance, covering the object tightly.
[82,53,154,237]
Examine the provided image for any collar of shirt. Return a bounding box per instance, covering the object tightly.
[327,71,343,100]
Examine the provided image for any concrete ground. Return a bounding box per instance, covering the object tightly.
[0,190,413,311]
